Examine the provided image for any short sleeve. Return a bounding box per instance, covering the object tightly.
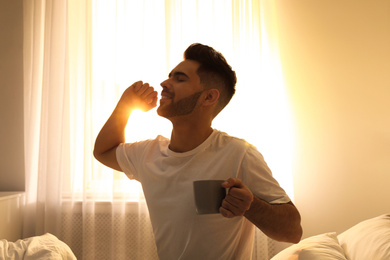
[240,145,290,204]
[116,136,169,181]
[116,142,139,180]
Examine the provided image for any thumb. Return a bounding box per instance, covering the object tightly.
[221,178,244,189]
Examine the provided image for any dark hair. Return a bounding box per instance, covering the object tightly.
[184,43,237,117]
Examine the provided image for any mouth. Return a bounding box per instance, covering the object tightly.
[160,91,174,102]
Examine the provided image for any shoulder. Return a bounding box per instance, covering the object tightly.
[123,135,169,146]
[212,130,266,163]
[212,129,254,150]
[118,135,170,154]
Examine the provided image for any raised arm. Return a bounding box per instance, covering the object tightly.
[93,81,158,171]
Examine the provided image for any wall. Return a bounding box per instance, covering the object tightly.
[0,0,25,191]
[276,0,390,237]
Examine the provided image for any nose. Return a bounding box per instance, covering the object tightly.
[160,78,172,90]
[160,78,168,87]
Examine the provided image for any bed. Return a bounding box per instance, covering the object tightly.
[1,214,388,260]
[0,233,76,260]
[271,213,390,260]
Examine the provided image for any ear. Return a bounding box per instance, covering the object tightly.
[202,89,220,107]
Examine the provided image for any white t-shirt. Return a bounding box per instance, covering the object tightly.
[116,129,290,260]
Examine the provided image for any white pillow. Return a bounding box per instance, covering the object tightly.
[0,233,76,260]
[338,213,390,260]
[271,232,347,260]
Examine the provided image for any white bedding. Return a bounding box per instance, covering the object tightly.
[271,213,390,260]
[0,233,76,260]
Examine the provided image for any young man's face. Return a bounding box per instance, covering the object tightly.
[157,59,204,118]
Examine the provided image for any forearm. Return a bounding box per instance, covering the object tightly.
[94,82,157,156]
[93,99,132,157]
[93,81,158,170]
[244,197,302,243]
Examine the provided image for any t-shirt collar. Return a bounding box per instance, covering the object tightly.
[166,129,218,157]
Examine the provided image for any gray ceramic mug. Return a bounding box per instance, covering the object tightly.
[193,180,227,214]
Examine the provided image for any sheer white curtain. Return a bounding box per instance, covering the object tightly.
[23,0,68,238]
[23,0,293,259]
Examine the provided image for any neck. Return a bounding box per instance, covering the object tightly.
[168,119,213,153]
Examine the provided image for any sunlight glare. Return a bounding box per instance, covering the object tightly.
[212,1,294,199]
[90,0,295,200]
[125,108,172,143]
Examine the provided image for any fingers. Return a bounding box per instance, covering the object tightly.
[126,81,158,109]
[220,178,254,218]
[132,81,157,99]
[149,95,158,107]
[221,188,253,216]
[131,81,143,92]
[219,207,235,218]
[143,87,158,104]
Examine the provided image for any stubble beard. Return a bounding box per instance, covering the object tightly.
[157,91,203,118]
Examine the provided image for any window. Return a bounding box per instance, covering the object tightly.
[63,0,294,201]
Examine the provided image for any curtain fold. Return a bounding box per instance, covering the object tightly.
[23,0,68,237]
[23,0,293,259]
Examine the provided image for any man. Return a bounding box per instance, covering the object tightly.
[94,43,302,259]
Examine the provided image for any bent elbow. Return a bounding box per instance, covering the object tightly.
[287,222,303,244]
[93,147,102,162]
[290,227,303,244]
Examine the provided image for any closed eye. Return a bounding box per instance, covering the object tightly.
[176,76,187,82]
[168,71,189,82]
